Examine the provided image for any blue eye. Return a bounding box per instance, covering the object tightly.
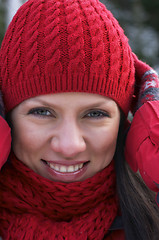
[28,108,53,117]
[85,110,109,119]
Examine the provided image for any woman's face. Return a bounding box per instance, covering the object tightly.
[11,92,120,182]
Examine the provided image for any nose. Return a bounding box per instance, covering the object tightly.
[50,120,86,158]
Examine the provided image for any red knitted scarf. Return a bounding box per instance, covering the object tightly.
[0,155,118,240]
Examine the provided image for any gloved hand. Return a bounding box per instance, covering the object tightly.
[125,101,159,192]
[125,53,159,197]
[0,92,11,169]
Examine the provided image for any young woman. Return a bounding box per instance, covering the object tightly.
[0,0,159,239]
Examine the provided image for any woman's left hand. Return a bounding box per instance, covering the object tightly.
[125,54,159,202]
[125,101,159,193]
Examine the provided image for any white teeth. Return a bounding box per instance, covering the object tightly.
[60,166,67,173]
[54,164,60,172]
[48,163,84,173]
[67,166,74,172]
[79,163,83,169]
[74,165,79,171]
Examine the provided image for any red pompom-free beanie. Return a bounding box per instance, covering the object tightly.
[0,0,135,114]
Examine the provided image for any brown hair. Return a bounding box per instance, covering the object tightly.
[114,112,159,240]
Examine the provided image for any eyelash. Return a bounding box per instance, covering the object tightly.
[28,108,54,117]
[84,110,109,119]
[28,108,109,119]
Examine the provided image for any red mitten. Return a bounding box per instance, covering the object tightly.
[125,101,159,192]
[125,53,159,195]
[0,116,11,169]
[0,92,11,169]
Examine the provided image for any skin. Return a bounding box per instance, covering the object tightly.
[10,92,120,183]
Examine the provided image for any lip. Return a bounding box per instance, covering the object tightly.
[41,159,89,182]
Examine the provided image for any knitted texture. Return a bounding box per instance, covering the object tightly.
[132,53,159,110]
[0,154,118,240]
[0,0,135,115]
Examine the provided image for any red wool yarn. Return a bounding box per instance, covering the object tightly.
[0,154,118,240]
[0,0,135,239]
[0,0,135,115]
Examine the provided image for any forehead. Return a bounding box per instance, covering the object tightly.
[20,92,117,106]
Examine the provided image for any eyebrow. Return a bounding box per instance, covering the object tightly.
[22,98,113,109]
[21,95,116,111]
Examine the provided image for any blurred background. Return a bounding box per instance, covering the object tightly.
[0,0,159,71]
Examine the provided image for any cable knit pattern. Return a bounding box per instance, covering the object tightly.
[66,0,86,90]
[0,155,118,239]
[0,0,135,114]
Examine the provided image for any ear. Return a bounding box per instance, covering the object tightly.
[125,53,159,194]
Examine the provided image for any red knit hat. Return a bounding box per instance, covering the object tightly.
[0,0,135,114]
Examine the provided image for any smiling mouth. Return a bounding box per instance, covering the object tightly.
[48,162,84,173]
[42,160,89,174]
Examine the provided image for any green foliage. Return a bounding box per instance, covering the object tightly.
[141,0,159,31]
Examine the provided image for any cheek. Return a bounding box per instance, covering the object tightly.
[90,123,119,162]
[95,131,117,154]
[11,122,43,157]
